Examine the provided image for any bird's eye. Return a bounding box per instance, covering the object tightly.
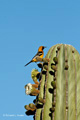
[42,46,44,50]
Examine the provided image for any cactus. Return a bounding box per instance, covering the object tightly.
[24,44,80,120]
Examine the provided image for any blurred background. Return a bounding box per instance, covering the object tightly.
[0,0,80,120]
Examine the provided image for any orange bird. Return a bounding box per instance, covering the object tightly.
[25,46,46,66]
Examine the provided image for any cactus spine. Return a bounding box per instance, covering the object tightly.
[25,44,80,120]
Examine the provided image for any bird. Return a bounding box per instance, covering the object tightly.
[24,46,46,66]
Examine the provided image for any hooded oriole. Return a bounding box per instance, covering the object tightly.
[25,46,46,66]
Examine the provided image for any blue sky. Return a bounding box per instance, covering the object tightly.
[0,0,80,120]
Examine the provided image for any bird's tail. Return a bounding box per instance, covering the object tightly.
[24,60,32,66]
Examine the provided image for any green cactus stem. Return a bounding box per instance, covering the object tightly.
[25,44,80,120]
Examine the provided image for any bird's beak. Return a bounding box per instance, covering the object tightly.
[42,46,46,50]
[44,46,47,48]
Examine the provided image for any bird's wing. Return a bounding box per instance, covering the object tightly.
[24,51,43,66]
[32,51,43,59]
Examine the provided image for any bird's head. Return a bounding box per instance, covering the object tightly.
[38,46,46,51]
